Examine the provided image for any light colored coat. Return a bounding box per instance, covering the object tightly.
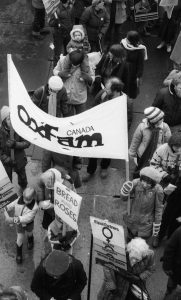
[129,119,171,158]
[123,179,164,238]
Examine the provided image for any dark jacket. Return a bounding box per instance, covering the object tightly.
[80,6,110,42]
[33,85,70,117]
[0,123,30,175]
[162,226,181,284]
[95,53,130,95]
[49,2,74,36]
[152,83,181,126]
[72,0,92,19]
[31,255,87,300]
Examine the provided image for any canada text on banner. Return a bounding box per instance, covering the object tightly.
[42,0,60,18]
[134,0,158,22]
[7,55,128,160]
[54,181,82,230]
[0,161,18,210]
[90,217,127,271]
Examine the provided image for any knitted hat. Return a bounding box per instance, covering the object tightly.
[144,107,164,124]
[70,25,85,41]
[48,76,63,91]
[172,73,181,86]
[0,106,10,122]
[168,132,181,147]
[44,250,69,277]
[140,166,162,183]
[69,50,84,66]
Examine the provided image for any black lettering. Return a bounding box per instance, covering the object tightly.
[18,105,31,126]
[102,227,113,243]
[57,136,75,147]
[76,133,104,148]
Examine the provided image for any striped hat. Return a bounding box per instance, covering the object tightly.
[144,107,164,124]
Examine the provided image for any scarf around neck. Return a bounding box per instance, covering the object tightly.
[121,38,148,60]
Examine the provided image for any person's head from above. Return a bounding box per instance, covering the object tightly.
[23,187,36,205]
[172,73,181,98]
[44,250,70,279]
[41,169,57,189]
[144,106,164,128]
[168,132,181,154]
[69,49,84,67]
[127,237,150,266]
[48,76,64,94]
[92,0,105,10]
[139,166,161,189]
[0,105,12,129]
[71,26,85,42]
[173,62,181,71]
[126,30,141,47]
[109,44,126,63]
[61,0,70,7]
[105,77,123,98]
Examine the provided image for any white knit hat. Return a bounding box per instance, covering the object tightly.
[0,106,10,122]
[48,76,63,91]
[140,166,162,183]
[70,25,85,41]
[144,107,164,124]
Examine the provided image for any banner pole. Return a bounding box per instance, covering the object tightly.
[87,233,93,300]
[125,159,131,215]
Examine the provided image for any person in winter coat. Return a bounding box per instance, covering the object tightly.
[32,75,70,117]
[4,187,38,264]
[72,0,92,24]
[98,237,154,300]
[0,106,30,190]
[31,249,87,300]
[163,62,181,86]
[129,106,171,178]
[80,0,110,52]
[120,166,164,245]
[121,31,147,99]
[31,0,50,39]
[150,132,181,247]
[83,77,132,182]
[162,226,181,299]
[49,0,74,64]
[152,72,181,126]
[156,0,181,53]
[93,44,130,96]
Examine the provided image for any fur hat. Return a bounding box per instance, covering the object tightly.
[140,166,162,183]
[70,25,85,41]
[168,132,181,147]
[144,107,164,124]
[44,250,69,277]
[48,76,63,91]
[0,105,10,123]
[172,73,181,86]
[69,50,84,66]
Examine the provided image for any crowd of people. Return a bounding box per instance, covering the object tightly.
[1,0,181,299]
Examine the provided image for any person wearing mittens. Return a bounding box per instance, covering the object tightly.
[120,166,164,246]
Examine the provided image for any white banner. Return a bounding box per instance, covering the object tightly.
[0,161,18,209]
[7,55,128,160]
[42,0,60,17]
[54,181,82,230]
[90,217,127,271]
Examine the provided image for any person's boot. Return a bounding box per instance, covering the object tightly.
[16,244,23,264]
[27,235,34,250]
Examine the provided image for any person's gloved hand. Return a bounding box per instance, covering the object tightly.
[6,139,16,148]
[160,175,171,187]
[13,217,20,224]
[120,181,133,197]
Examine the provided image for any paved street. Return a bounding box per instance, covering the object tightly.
[0,1,181,299]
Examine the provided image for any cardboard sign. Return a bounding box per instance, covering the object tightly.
[90,217,127,271]
[54,181,82,230]
[42,0,60,18]
[134,0,158,22]
[0,161,18,209]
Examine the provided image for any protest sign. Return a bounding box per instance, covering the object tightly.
[0,161,18,209]
[8,55,128,160]
[42,0,60,18]
[134,0,158,22]
[54,181,82,230]
[90,217,127,271]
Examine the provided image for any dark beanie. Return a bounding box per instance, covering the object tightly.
[109,44,126,59]
[127,31,140,47]
[44,250,70,277]
[168,132,181,148]
[69,50,84,66]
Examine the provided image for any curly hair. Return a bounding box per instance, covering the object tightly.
[127,237,150,259]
